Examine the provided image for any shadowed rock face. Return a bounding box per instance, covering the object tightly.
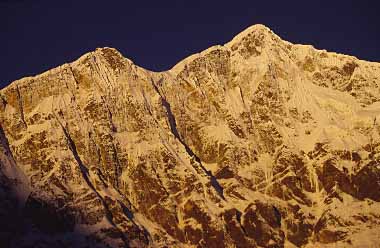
[1,24,380,247]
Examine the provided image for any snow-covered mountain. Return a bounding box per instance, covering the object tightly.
[1,24,380,247]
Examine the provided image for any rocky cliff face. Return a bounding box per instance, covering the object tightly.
[1,24,380,247]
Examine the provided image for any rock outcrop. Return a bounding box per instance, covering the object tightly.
[1,24,380,247]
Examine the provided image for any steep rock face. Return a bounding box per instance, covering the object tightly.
[1,24,380,247]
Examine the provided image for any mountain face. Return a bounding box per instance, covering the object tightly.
[1,24,380,247]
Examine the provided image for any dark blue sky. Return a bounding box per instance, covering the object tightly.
[1,0,379,88]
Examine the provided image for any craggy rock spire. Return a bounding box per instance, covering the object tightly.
[1,24,380,247]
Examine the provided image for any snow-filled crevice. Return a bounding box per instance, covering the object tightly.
[100,95,117,133]
[68,65,80,89]
[151,78,225,200]
[55,116,132,246]
[58,121,109,214]
[236,210,247,235]
[15,85,27,127]
[118,199,152,242]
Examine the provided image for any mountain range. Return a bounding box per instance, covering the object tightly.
[1,24,380,247]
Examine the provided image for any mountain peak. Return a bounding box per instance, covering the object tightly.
[233,23,273,37]
[170,24,283,76]
[225,23,280,47]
